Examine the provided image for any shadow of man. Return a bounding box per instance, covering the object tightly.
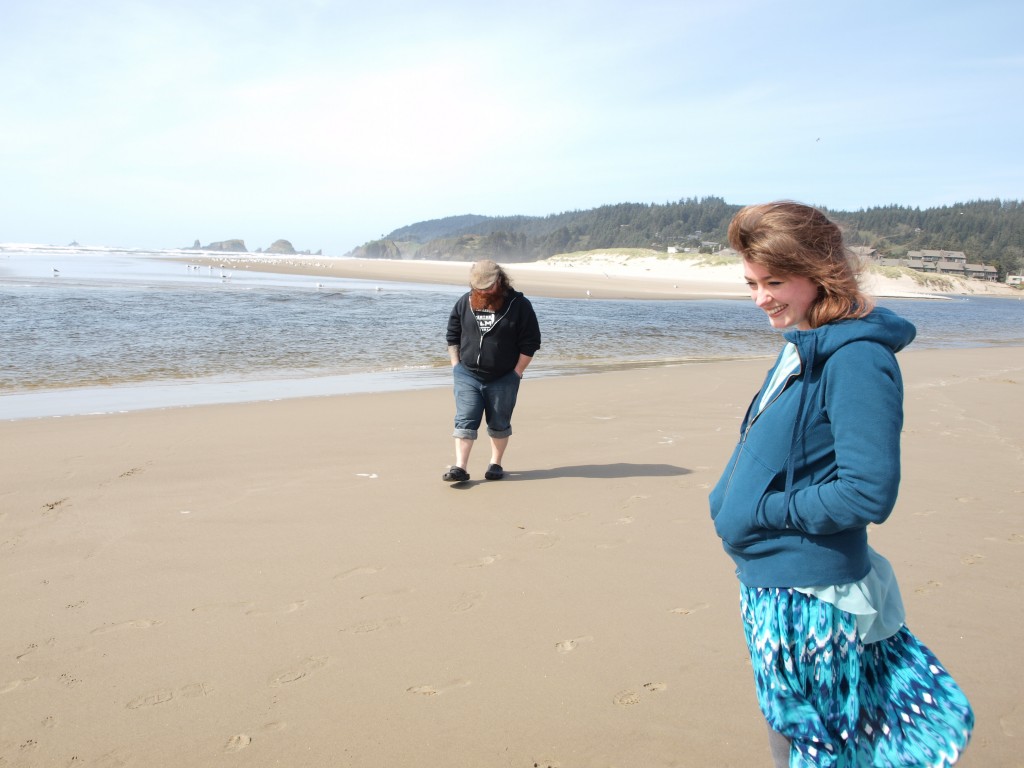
[508,463,690,481]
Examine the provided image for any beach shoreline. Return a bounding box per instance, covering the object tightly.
[2,346,1021,766]
[169,251,1023,301]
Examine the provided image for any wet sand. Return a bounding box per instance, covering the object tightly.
[2,346,1021,765]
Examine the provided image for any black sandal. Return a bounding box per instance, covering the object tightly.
[442,466,470,482]
[484,464,504,480]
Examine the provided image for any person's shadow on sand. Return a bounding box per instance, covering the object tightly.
[507,463,690,481]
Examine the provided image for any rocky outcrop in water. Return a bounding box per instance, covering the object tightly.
[202,239,247,252]
[266,239,296,254]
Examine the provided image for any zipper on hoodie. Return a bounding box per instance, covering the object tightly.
[474,294,518,368]
[721,356,803,500]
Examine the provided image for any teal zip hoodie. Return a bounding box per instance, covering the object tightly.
[709,307,917,588]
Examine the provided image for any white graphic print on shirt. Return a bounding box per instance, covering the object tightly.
[474,310,495,334]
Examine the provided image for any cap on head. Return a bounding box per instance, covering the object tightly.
[469,260,500,290]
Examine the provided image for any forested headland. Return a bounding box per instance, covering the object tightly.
[348,197,1024,280]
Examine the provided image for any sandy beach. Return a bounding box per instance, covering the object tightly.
[2,333,1022,765]
[175,251,1023,301]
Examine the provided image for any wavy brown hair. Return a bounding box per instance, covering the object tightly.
[727,201,873,328]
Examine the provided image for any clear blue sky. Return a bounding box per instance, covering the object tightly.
[2,0,1021,255]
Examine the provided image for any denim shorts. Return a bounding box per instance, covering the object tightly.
[452,364,521,439]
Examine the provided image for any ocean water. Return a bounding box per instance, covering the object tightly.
[2,246,1023,420]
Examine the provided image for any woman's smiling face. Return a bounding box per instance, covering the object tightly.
[743,258,820,331]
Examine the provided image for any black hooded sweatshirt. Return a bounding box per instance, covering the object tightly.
[446,290,541,380]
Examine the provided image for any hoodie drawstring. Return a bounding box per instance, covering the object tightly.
[781,334,817,523]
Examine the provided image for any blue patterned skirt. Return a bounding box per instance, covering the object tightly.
[740,585,974,767]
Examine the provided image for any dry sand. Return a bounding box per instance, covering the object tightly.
[2,338,1022,766]
[177,251,1023,301]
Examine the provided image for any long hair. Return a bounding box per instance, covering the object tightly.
[490,265,513,293]
[727,201,872,328]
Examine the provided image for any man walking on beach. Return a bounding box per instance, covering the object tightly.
[443,260,541,483]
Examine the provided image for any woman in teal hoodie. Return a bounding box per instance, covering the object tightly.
[709,202,973,766]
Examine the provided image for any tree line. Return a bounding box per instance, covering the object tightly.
[349,197,1024,279]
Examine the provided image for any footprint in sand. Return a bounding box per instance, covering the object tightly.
[555,635,593,654]
[245,600,308,616]
[613,683,667,707]
[59,672,82,688]
[179,682,213,698]
[960,553,986,566]
[92,749,131,767]
[612,690,642,706]
[268,656,329,687]
[126,689,174,709]
[620,494,650,509]
[456,554,501,568]
[1,676,39,694]
[335,565,386,581]
[41,498,71,519]
[406,678,471,696]
[999,704,1021,738]
[91,618,164,635]
[450,591,485,613]
[225,734,252,753]
[341,616,407,634]
[191,601,255,614]
[1010,533,1024,543]
[670,602,709,616]
[517,531,559,549]
[915,580,942,595]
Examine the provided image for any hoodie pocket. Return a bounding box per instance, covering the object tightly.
[711,444,783,549]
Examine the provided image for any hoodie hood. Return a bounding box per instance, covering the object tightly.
[783,306,916,363]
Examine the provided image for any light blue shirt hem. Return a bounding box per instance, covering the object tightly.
[795,548,906,644]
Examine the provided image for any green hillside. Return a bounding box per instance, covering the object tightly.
[348,197,1024,280]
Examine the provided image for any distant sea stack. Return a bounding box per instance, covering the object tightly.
[265,239,297,255]
[202,239,247,252]
[180,238,320,255]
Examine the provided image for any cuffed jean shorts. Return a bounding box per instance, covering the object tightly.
[452,363,520,440]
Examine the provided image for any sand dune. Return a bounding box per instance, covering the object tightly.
[175,250,1022,302]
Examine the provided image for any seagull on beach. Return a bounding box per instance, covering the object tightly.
[52,268,60,276]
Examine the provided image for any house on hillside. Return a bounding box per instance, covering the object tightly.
[907,249,968,265]
[964,263,998,281]
[935,259,967,277]
[879,249,996,282]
